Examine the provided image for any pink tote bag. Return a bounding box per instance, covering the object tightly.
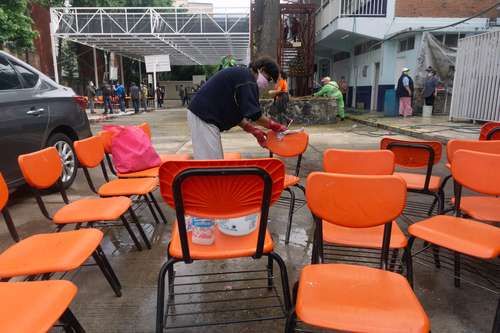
[103,125,161,173]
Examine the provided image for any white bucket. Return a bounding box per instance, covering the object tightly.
[422,105,433,117]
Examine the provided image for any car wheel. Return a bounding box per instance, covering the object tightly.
[47,133,78,189]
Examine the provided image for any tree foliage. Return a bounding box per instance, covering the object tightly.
[0,0,38,50]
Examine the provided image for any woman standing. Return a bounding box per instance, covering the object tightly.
[269,70,289,123]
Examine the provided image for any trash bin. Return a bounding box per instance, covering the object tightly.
[422,105,433,117]
[384,89,399,117]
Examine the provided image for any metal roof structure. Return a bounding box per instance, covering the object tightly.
[50,7,250,66]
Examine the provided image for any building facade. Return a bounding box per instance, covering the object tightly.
[313,0,500,112]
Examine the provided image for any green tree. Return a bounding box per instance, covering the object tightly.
[0,0,38,51]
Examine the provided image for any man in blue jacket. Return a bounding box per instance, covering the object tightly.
[115,82,126,113]
[188,56,287,160]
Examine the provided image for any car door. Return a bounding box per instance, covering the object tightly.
[0,55,49,188]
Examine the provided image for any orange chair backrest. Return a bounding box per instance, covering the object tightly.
[479,122,500,140]
[266,131,309,158]
[18,147,62,189]
[74,136,105,168]
[137,122,152,139]
[98,130,114,154]
[0,173,8,211]
[446,139,500,164]
[323,149,395,175]
[307,172,406,228]
[452,149,500,196]
[380,137,442,168]
[159,159,285,219]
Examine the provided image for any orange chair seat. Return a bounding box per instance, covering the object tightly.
[323,221,408,249]
[53,197,131,224]
[395,172,441,192]
[98,178,158,196]
[0,229,102,278]
[284,174,300,187]
[223,152,242,160]
[457,196,500,223]
[408,215,500,259]
[169,221,274,260]
[296,264,429,332]
[117,167,159,178]
[159,153,191,163]
[0,280,77,333]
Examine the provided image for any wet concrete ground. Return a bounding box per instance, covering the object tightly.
[2,108,498,332]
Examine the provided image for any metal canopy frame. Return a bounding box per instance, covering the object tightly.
[50,7,250,66]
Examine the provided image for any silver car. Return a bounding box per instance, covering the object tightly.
[0,50,92,190]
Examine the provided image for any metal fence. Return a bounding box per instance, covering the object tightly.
[450,30,500,122]
[340,0,387,17]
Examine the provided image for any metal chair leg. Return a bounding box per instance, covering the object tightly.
[285,308,297,333]
[432,245,441,269]
[267,252,292,311]
[120,215,143,251]
[404,237,416,288]
[295,184,305,195]
[129,208,152,249]
[267,255,274,290]
[389,249,399,271]
[454,252,461,288]
[285,188,296,245]
[156,258,177,333]
[96,245,121,289]
[60,308,86,333]
[492,297,500,333]
[92,249,122,297]
[149,193,168,224]
[144,194,160,225]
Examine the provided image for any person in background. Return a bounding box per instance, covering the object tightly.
[130,82,141,114]
[141,83,149,112]
[86,81,96,114]
[314,76,345,120]
[185,86,192,105]
[114,82,126,113]
[156,85,165,108]
[396,67,414,117]
[338,76,349,107]
[291,17,300,42]
[268,70,289,123]
[423,66,439,107]
[187,56,288,160]
[179,85,186,106]
[283,19,289,44]
[102,81,113,115]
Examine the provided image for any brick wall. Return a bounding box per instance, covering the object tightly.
[395,0,498,18]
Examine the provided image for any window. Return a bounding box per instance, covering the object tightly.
[432,33,467,48]
[12,63,39,88]
[333,51,350,62]
[354,40,380,56]
[398,36,415,53]
[0,57,22,90]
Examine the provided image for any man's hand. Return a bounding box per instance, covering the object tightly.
[241,122,268,148]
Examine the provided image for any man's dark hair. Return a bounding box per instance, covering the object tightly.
[280,70,288,80]
[249,56,280,81]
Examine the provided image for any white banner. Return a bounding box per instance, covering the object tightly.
[145,54,171,73]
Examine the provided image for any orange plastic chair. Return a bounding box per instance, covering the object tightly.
[431,139,500,217]
[381,137,444,216]
[479,122,500,140]
[285,172,429,333]
[407,150,500,332]
[318,149,407,270]
[17,147,149,251]
[155,159,291,332]
[75,135,166,228]
[136,122,192,163]
[0,173,121,296]
[0,280,85,333]
[266,130,309,244]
